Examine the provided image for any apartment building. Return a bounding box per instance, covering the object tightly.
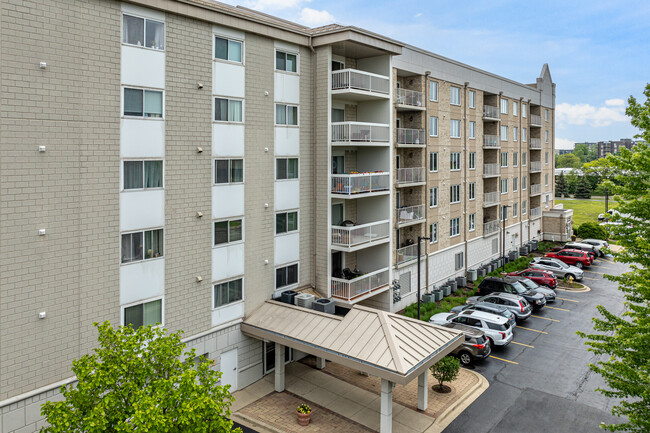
[597,138,636,158]
[0,1,553,431]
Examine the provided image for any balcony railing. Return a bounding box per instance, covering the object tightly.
[483,191,500,207]
[331,122,390,144]
[530,114,542,126]
[396,244,419,265]
[396,128,425,146]
[530,161,542,172]
[483,105,500,120]
[332,172,390,195]
[331,267,390,301]
[484,220,500,235]
[484,163,500,177]
[530,138,542,149]
[530,207,542,218]
[530,184,542,195]
[397,204,425,225]
[331,220,390,248]
[483,135,499,148]
[396,88,425,108]
[396,167,425,184]
[331,69,390,95]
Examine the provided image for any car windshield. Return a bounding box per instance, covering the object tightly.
[507,281,527,294]
[519,279,537,289]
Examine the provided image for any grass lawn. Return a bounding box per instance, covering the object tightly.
[556,199,618,226]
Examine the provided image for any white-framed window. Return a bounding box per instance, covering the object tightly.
[469,121,476,139]
[214,159,244,184]
[429,223,438,243]
[545,151,549,164]
[545,130,549,143]
[450,152,461,170]
[276,263,298,289]
[500,125,508,141]
[513,126,518,142]
[513,101,518,116]
[545,194,550,207]
[522,128,527,142]
[450,119,461,138]
[429,116,439,137]
[501,205,508,221]
[276,211,298,234]
[213,278,243,309]
[522,152,528,166]
[545,173,549,185]
[513,177,518,192]
[121,228,164,263]
[469,152,476,170]
[275,50,298,73]
[276,104,298,125]
[122,14,164,50]
[469,90,476,108]
[545,109,549,121]
[214,97,243,122]
[123,298,163,330]
[214,36,242,62]
[513,202,518,218]
[214,218,243,246]
[429,152,438,172]
[500,98,508,114]
[276,158,299,180]
[123,160,163,190]
[469,214,475,231]
[450,217,460,237]
[501,178,508,194]
[429,187,438,207]
[123,88,163,118]
[469,182,476,200]
[522,103,527,118]
[523,175,527,190]
[450,86,461,105]
[523,200,527,214]
[450,184,461,203]
[430,81,438,102]
[455,251,464,270]
[500,151,508,167]
[514,152,519,167]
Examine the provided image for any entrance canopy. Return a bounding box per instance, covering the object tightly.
[242,300,463,385]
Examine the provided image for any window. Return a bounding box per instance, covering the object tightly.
[450,152,461,171]
[522,128,527,142]
[121,229,163,263]
[450,184,461,203]
[214,98,243,122]
[545,130,549,143]
[545,173,549,185]
[500,151,508,167]
[500,98,508,114]
[513,177,518,192]
[523,175,527,190]
[522,152,527,166]
[276,263,298,289]
[276,158,298,180]
[123,160,163,190]
[429,152,438,172]
[276,211,298,234]
[455,252,464,270]
[513,101,518,116]
[450,86,461,105]
[214,219,243,245]
[450,217,460,237]
[522,103,527,118]
[501,178,508,194]
[513,202,518,218]
[429,187,438,207]
[430,81,438,101]
[469,121,476,139]
[469,182,476,200]
[214,278,243,308]
[545,109,549,121]
[450,119,461,138]
[123,88,162,118]
[469,152,476,169]
[469,90,476,108]
[276,50,297,72]
[513,126,518,142]
[469,214,476,231]
[122,14,164,50]
[514,152,518,167]
[501,205,508,221]
[523,200,527,214]
[276,104,298,125]
[430,223,438,243]
[429,116,438,136]
[214,36,242,62]
[214,159,244,184]
[124,299,162,330]
[500,125,508,141]
[545,151,549,164]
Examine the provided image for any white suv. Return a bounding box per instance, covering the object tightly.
[429,310,513,347]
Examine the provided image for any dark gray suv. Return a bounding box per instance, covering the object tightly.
[466,292,532,322]
[440,322,491,366]
[477,277,546,311]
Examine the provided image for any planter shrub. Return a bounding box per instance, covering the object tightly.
[576,222,608,240]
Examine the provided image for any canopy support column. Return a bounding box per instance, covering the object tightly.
[274,344,285,392]
[380,378,393,433]
[417,371,428,410]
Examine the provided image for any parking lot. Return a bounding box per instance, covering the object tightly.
[444,256,630,433]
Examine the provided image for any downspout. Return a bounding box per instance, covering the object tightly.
[519,97,524,248]
[527,98,532,242]
[424,71,430,292]
[309,36,317,290]
[463,82,469,274]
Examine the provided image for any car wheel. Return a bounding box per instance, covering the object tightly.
[565,273,575,281]
[575,262,584,269]
[458,351,473,366]
[487,337,495,348]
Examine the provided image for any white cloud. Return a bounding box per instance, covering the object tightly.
[247,0,308,11]
[555,138,575,149]
[605,98,625,107]
[414,13,423,18]
[298,8,335,26]
[556,101,628,127]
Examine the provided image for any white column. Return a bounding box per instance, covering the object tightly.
[274,344,285,392]
[316,357,326,369]
[380,379,393,433]
[417,371,428,410]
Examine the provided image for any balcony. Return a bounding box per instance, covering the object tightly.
[530,184,542,196]
[483,134,499,149]
[484,220,500,235]
[483,163,500,178]
[331,69,390,101]
[331,220,390,252]
[530,138,542,149]
[530,206,542,219]
[483,191,500,207]
[483,105,500,121]
[395,88,425,111]
[331,172,390,197]
[396,167,425,186]
[331,122,390,146]
[331,267,390,302]
[397,204,425,227]
[396,128,425,147]
[530,114,542,127]
[396,244,420,265]
[530,161,542,173]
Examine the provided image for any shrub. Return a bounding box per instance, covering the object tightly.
[576,222,608,240]
[430,357,460,391]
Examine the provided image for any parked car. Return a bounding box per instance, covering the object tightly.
[466,293,532,322]
[507,268,558,289]
[477,277,546,310]
[581,239,609,256]
[545,249,592,268]
[530,257,584,281]
[439,322,491,366]
[450,302,517,328]
[429,310,513,347]
[564,242,599,260]
[505,276,556,302]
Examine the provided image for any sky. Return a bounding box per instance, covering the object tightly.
[220,0,649,149]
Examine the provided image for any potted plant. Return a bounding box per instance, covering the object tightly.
[296,403,312,426]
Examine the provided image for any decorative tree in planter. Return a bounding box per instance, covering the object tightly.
[430,356,460,393]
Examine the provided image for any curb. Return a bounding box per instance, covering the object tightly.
[232,413,285,433]
[556,283,591,293]
[428,369,489,432]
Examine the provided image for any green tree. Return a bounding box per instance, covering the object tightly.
[574,175,592,199]
[573,143,599,163]
[556,153,583,168]
[555,172,568,197]
[566,171,580,195]
[429,356,460,392]
[576,221,608,240]
[41,322,240,433]
[577,84,650,433]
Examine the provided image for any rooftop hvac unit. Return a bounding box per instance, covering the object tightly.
[312,298,335,314]
[295,293,315,309]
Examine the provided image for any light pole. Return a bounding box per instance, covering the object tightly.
[417,235,431,320]
[501,205,511,271]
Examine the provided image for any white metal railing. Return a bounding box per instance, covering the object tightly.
[483,105,500,119]
[484,220,500,235]
[530,161,542,172]
[397,204,425,224]
[331,172,390,195]
[483,135,499,148]
[396,244,419,264]
[396,128,425,145]
[530,138,542,149]
[531,207,542,218]
[331,220,390,248]
[484,163,500,177]
[530,114,542,125]
[331,268,390,301]
[530,184,542,195]
[484,191,500,206]
[396,167,425,184]
[331,69,390,95]
[331,122,390,143]
[396,88,425,108]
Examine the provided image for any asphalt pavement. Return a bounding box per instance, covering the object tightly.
[444,257,630,433]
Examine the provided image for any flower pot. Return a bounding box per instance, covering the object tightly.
[297,411,311,426]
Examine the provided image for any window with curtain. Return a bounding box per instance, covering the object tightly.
[450,184,461,203]
[430,81,438,101]
[144,229,164,259]
[121,232,143,263]
[214,36,242,62]
[450,119,461,138]
[121,229,163,263]
[276,51,297,72]
[429,152,438,172]
[469,183,476,200]
[145,19,164,50]
[500,98,508,114]
[214,98,243,122]
[214,278,243,308]
[469,152,476,169]
[214,219,243,246]
[469,121,475,139]
[450,217,460,236]
[276,263,298,289]
[276,104,298,125]
[429,187,438,207]
[124,299,162,329]
[450,86,461,105]
[123,160,163,190]
[513,126,518,142]
[513,101,518,116]
[123,88,163,118]
[429,116,438,137]
[500,125,508,141]
[276,211,298,234]
[429,223,438,243]
[450,152,461,170]
[276,158,299,180]
[469,214,475,231]
[214,159,244,184]
[123,15,165,50]
[469,90,475,108]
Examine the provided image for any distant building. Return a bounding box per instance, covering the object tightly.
[597,138,636,158]
[555,168,582,176]
[556,148,574,155]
